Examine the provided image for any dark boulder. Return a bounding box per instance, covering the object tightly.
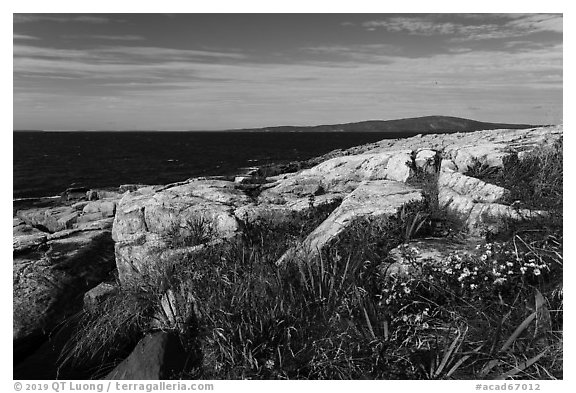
[13,230,116,361]
[104,332,191,380]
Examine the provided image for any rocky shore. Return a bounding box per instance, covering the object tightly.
[13,125,563,379]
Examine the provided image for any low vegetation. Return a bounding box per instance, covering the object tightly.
[59,141,562,380]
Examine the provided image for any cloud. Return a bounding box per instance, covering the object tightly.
[13,40,561,95]
[65,34,146,41]
[362,18,459,35]
[13,34,38,40]
[507,14,563,34]
[14,14,113,24]
[13,44,247,67]
[358,14,562,40]
[100,46,246,60]
[302,44,402,63]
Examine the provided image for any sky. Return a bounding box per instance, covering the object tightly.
[13,13,563,130]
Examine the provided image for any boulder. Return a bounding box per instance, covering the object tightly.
[13,219,47,254]
[438,183,548,235]
[234,167,265,184]
[72,201,90,211]
[382,238,480,278]
[87,190,99,201]
[76,212,107,224]
[119,184,144,193]
[13,229,115,360]
[261,150,416,204]
[445,144,510,173]
[17,206,79,233]
[415,149,439,174]
[234,194,343,227]
[234,176,253,184]
[83,200,117,217]
[384,150,414,182]
[83,282,117,312]
[104,332,190,380]
[438,165,510,204]
[74,217,115,231]
[61,187,89,202]
[88,189,124,200]
[112,179,250,283]
[277,180,424,265]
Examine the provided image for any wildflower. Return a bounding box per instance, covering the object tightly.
[520,267,528,274]
[533,268,541,276]
[485,250,493,257]
[493,278,507,285]
[506,262,514,267]
[470,284,478,290]
[403,286,411,294]
[265,359,275,370]
[480,255,488,261]
[445,268,453,275]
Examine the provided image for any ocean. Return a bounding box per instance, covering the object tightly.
[13,131,415,199]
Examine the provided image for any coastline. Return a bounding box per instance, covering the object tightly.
[13,125,563,380]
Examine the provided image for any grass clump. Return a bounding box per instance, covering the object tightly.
[164,216,216,249]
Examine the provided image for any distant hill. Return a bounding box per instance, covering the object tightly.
[233,116,537,134]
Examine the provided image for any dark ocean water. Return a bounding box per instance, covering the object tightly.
[13,131,414,199]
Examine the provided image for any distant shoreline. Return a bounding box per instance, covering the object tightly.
[13,115,539,133]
